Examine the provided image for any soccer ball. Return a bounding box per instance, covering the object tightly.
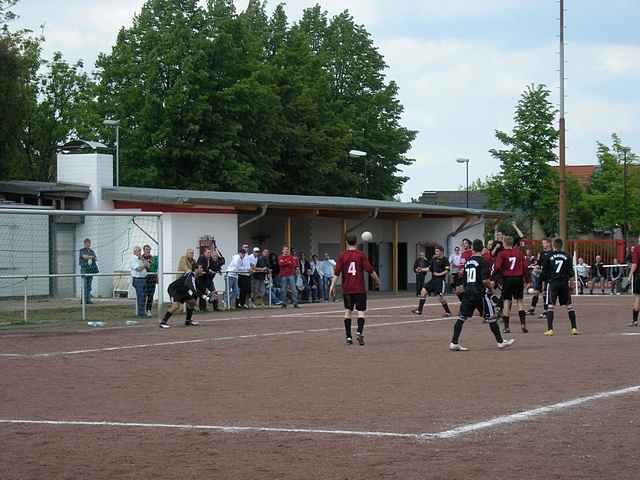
[527,287,535,295]
[361,231,373,243]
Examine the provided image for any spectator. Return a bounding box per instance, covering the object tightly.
[196,248,216,312]
[269,251,280,287]
[226,249,246,309]
[252,249,271,305]
[576,257,589,295]
[590,255,606,295]
[309,254,321,302]
[130,246,148,319]
[177,248,196,277]
[319,253,336,302]
[142,244,158,317]
[278,246,299,308]
[237,247,255,308]
[79,238,98,304]
[297,252,311,302]
[448,246,462,293]
[414,251,429,297]
[609,258,623,295]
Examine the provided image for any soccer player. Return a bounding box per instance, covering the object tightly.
[329,234,381,345]
[159,263,203,329]
[590,255,606,295]
[542,238,578,336]
[454,238,473,301]
[495,236,529,333]
[530,238,553,317]
[629,245,639,327]
[412,246,452,317]
[449,239,515,352]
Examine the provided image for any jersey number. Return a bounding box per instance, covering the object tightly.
[555,260,564,273]
[466,267,477,283]
[509,257,517,271]
[347,262,357,276]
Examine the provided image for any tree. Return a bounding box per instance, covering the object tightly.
[584,134,640,236]
[488,84,558,236]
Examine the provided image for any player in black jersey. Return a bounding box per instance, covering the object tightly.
[541,238,579,336]
[529,238,553,317]
[449,239,515,351]
[412,246,452,317]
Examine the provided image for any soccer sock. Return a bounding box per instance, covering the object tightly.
[417,298,426,313]
[531,294,539,309]
[344,318,352,338]
[186,308,194,323]
[547,310,554,331]
[568,309,577,330]
[518,310,526,326]
[456,292,464,302]
[502,316,510,330]
[161,312,172,324]
[633,310,639,324]
[452,318,464,344]
[357,318,365,335]
[442,302,451,315]
[489,321,504,343]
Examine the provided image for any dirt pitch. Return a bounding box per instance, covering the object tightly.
[1,294,639,479]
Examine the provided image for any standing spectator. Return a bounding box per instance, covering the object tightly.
[196,248,216,312]
[269,251,280,287]
[252,249,271,306]
[226,249,246,309]
[309,254,321,302]
[448,246,462,292]
[79,238,98,304]
[575,257,589,295]
[590,255,606,295]
[414,251,429,297]
[142,244,158,317]
[319,253,336,302]
[609,258,623,295]
[297,252,311,302]
[177,248,196,277]
[237,247,255,308]
[278,246,299,308]
[130,246,148,318]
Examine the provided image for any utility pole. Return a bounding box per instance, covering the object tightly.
[623,148,629,254]
[558,0,568,243]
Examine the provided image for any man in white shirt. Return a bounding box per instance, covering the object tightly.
[129,246,148,318]
[319,253,337,302]
[449,246,462,293]
[226,249,247,309]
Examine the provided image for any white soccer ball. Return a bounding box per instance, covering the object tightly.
[361,231,373,243]
[527,287,535,295]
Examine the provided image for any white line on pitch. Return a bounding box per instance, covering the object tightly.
[418,384,640,440]
[2,384,639,441]
[0,316,452,358]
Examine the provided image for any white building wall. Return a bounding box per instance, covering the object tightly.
[0,213,50,297]
[57,153,113,211]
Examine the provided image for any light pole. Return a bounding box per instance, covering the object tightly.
[457,158,470,208]
[103,119,120,187]
[622,147,630,254]
[349,149,368,196]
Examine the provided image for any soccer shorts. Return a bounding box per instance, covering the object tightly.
[548,282,571,306]
[426,277,447,296]
[460,293,494,319]
[502,277,524,301]
[633,275,640,295]
[343,293,367,312]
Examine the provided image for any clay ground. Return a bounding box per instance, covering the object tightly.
[1,294,639,479]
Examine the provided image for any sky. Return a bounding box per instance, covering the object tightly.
[12,0,640,201]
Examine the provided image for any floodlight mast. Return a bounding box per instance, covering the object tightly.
[558,0,568,243]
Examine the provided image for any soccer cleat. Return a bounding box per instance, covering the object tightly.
[159,323,171,329]
[356,334,365,346]
[544,329,555,336]
[503,328,511,334]
[346,337,353,345]
[627,321,638,327]
[443,312,452,318]
[185,320,200,326]
[527,308,535,315]
[411,309,422,315]
[570,328,579,336]
[498,338,515,349]
[449,343,469,352]
[539,313,547,319]
[521,325,529,333]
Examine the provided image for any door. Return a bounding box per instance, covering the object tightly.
[52,225,75,297]
[398,242,408,290]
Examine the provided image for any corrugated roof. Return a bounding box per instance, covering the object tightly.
[102,186,508,218]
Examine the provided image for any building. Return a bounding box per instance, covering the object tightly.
[0,142,508,298]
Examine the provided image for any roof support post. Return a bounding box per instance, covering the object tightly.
[392,219,399,293]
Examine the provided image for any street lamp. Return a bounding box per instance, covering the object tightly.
[456,158,470,208]
[349,150,368,196]
[622,147,631,255]
[103,119,120,187]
